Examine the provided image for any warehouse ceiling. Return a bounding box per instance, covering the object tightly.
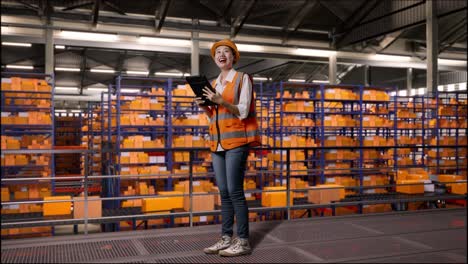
[1,0,467,108]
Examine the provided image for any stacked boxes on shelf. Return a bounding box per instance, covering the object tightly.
[427,92,467,177]
[1,75,55,237]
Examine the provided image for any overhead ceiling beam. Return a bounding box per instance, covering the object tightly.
[18,1,39,12]
[231,0,257,38]
[439,29,467,55]
[103,0,126,16]
[283,62,307,81]
[248,5,292,20]
[318,0,346,22]
[79,48,88,95]
[376,30,404,53]
[305,64,327,82]
[62,2,93,12]
[333,0,380,49]
[439,17,466,46]
[220,0,233,25]
[155,0,171,33]
[116,50,127,75]
[92,0,101,27]
[199,1,229,26]
[282,0,319,44]
[270,63,290,82]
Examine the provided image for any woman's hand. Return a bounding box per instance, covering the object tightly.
[203,86,223,105]
[194,97,205,106]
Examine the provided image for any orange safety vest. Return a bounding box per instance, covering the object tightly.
[208,72,261,152]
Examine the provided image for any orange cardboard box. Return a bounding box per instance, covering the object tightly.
[307,184,345,204]
[183,192,214,212]
[73,195,102,219]
[43,196,72,216]
[396,180,424,194]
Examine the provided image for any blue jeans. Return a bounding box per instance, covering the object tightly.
[212,145,249,239]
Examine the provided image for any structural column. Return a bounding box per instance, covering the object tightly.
[364,65,371,86]
[407,68,413,95]
[45,28,54,75]
[328,53,337,85]
[191,30,200,76]
[426,0,438,94]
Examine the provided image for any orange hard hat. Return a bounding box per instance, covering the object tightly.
[210,39,240,64]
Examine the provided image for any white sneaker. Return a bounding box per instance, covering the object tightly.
[218,238,252,257]
[203,235,232,254]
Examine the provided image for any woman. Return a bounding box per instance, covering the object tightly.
[195,39,260,257]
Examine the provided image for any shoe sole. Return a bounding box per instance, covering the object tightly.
[203,247,231,254]
[218,250,252,257]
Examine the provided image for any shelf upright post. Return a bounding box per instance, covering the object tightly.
[455,92,459,175]
[422,95,426,167]
[50,73,56,195]
[258,81,264,187]
[319,84,325,184]
[393,87,398,189]
[435,89,440,175]
[358,85,364,198]
[279,81,284,185]
[166,78,174,190]
[115,76,122,211]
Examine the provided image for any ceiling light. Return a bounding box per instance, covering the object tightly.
[138,37,191,47]
[2,42,32,47]
[253,77,268,81]
[55,109,67,113]
[71,109,82,113]
[389,91,396,96]
[55,67,80,72]
[373,54,411,61]
[183,73,191,77]
[417,88,426,95]
[60,30,118,42]
[398,90,407,96]
[438,59,465,66]
[55,45,65,49]
[55,86,79,91]
[312,80,329,83]
[6,65,34,69]
[410,89,417,96]
[437,85,444,91]
[87,87,108,92]
[126,70,149,75]
[90,69,115,74]
[155,72,183,77]
[295,48,336,58]
[447,84,455,91]
[236,44,264,52]
[121,89,141,93]
[288,79,305,83]
[458,82,467,91]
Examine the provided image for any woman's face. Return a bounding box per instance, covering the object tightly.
[214,45,234,70]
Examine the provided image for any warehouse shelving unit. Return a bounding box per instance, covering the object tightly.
[429,90,467,177]
[1,72,56,238]
[55,113,82,179]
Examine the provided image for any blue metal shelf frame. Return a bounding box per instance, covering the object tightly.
[433,90,467,176]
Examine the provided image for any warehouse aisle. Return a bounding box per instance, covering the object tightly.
[1,208,466,263]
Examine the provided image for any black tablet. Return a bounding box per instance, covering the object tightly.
[185,75,217,106]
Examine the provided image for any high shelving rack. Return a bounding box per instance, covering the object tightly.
[1,72,55,237]
[429,90,467,177]
[55,113,82,178]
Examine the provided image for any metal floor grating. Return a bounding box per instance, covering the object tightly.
[2,208,466,263]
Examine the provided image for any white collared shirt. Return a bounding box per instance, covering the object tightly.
[214,68,252,151]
